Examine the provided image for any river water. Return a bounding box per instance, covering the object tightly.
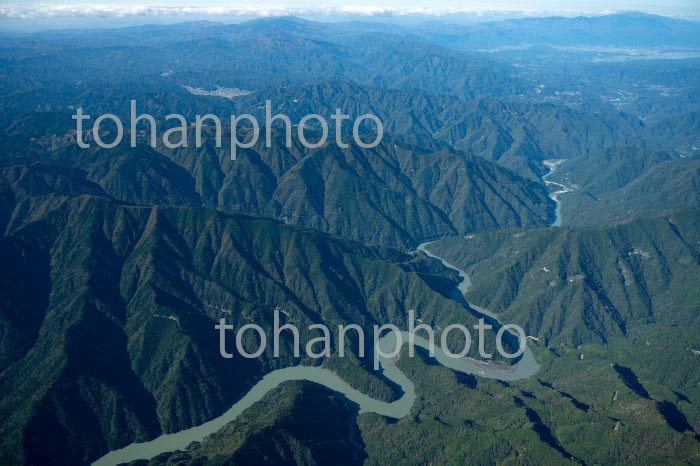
[93,243,539,466]
[542,159,574,227]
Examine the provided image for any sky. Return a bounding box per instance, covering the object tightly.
[1,1,698,31]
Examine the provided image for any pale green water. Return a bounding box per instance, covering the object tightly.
[93,244,539,466]
[542,159,573,227]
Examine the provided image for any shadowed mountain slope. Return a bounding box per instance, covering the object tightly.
[0,166,486,466]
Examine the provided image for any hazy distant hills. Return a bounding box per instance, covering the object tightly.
[1,13,697,184]
[0,18,526,100]
[227,83,647,178]
[418,12,700,49]
[4,79,694,180]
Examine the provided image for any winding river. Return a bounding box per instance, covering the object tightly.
[93,243,539,466]
[542,159,574,227]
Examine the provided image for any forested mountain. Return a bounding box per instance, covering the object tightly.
[0,162,488,465]
[0,124,555,248]
[0,17,525,104]
[549,147,700,226]
[3,15,695,183]
[126,381,368,466]
[0,11,698,466]
[426,209,700,346]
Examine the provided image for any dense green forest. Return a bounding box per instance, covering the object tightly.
[0,11,698,466]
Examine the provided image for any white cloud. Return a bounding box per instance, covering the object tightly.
[0,2,695,21]
[0,4,601,20]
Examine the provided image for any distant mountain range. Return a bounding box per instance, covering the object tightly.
[415,13,700,48]
[0,12,699,466]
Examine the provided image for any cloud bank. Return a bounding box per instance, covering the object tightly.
[0,4,622,20]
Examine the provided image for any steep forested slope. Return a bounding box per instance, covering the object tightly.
[427,209,700,345]
[1,121,555,248]
[0,163,484,466]
[549,147,700,226]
